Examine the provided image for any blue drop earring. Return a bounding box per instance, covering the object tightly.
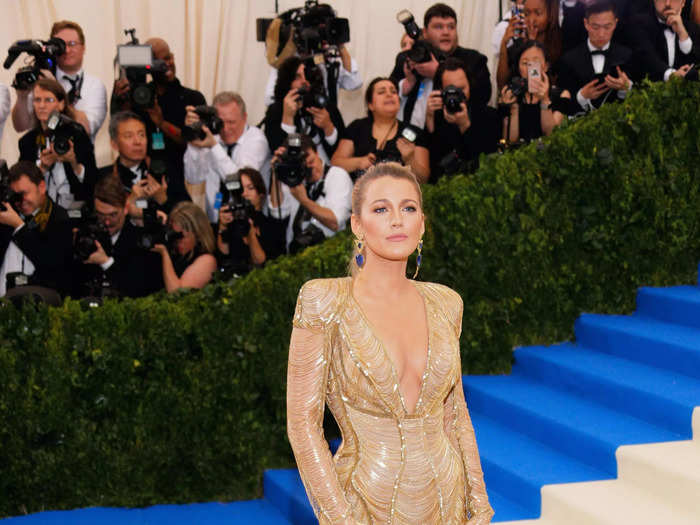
[355,237,365,270]
[412,239,423,279]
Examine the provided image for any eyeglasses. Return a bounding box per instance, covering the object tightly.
[33,97,57,104]
[64,40,83,48]
[95,211,121,221]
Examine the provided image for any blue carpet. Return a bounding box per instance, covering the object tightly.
[7,283,700,524]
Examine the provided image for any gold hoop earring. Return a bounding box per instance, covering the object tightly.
[354,237,365,270]
[412,238,423,279]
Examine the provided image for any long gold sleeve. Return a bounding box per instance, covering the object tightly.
[287,280,353,524]
[444,293,494,524]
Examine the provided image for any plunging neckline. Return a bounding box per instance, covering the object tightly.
[349,279,431,416]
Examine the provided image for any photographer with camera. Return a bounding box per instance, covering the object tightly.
[183,92,271,223]
[331,77,430,183]
[75,174,163,298]
[263,56,345,166]
[426,58,500,182]
[0,161,72,297]
[98,111,177,219]
[10,21,107,143]
[499,40,571,144]
[269,134,352,254]
[111,37,206,205]
[216,168,286,276]
[151,201,216,293]
[18,78,98,209]
[558,1,634,113]
[390,3,491,129]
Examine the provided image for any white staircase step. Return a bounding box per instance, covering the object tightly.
[539,479,698,525]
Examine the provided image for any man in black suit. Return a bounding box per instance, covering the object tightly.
[559,1,635,112]
[390,3,491,128]
[78,174,163,298]
[628,0,700,81]
[0,161,72,297]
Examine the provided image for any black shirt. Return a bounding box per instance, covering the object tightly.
[218,209,287,274]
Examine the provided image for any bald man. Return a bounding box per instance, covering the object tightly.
[110,37,205,208]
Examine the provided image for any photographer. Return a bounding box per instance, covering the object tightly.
[390,3,491,129]
[427,58,500,182]
[183,92,271,223]
[151,201,217,293]
[111,37,206,204]
[98,111,177,218]
[499,40,571,143]
[263,56,345,166]
[76,174,163,298]
[18,78,98,209]
[217,168,286,275]
[0,161,72,297]
[558,1,634,113]
[11,21,107,143]
[331,77,430,183]
[269,134,352,254]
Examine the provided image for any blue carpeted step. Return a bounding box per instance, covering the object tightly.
[488,487,535,523]
[636,285,700,330]
[574,313,700,378]
[0,500,292,524]
[471,412,609,517]
[263,469,315,524]
[464,374,683,476]
[513,343,700,437]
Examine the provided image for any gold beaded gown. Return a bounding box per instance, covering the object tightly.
[287,278,494,525]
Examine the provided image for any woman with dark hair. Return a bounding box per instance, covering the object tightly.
[18,78,97,208]
[263,56,345,165]
[217,167,286,275]
[499,40,571,144]
[152,201,217,293]
[496,0,563,89]
[331,77,430,183]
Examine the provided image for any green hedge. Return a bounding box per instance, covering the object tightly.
[1,80,699,516]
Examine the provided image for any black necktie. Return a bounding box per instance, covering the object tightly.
[219,143,237,201]
[65,75,82,104]
[226,143,237,157]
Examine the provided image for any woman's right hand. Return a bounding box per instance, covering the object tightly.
[283,88,301,122]
[502,13,525,46]
[500,85,517,106]
[219,207,233,230]
[357,153,376,171]
[39,144,58,171]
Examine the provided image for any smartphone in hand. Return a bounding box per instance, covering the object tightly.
[527,62,541,94]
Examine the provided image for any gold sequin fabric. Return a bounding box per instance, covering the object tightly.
[287,278,494,525]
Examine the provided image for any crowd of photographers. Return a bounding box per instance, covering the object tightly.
[0,0,698,302]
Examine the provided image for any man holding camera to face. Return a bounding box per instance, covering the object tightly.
[426,58,500,182]
[76,174,163,298]
[0,161,72,297]
[390,3,491,129]
[183,92,270,224]
[11,21,107,143]
[268,134,352,254]
[558,1,634,113]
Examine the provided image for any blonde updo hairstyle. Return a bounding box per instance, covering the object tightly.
[349,162,423,277]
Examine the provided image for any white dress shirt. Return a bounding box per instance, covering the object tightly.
[35,150,85,210]
[398,77,432,129]
[184,124,271,223]
[25,67,107,142]
[279,119,338,166]
[267,165,353,249]
[264,57,362,106]
[576,40,631,110]
[0,223,36,297]
[659,18,694,81]
[0,83,10,147]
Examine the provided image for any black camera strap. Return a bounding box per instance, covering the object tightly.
[292,164,328,237]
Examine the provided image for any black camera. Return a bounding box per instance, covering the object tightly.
[136,207,183,251]
[182,105,224,141]
[3,38,65,90]
[0,159,22,213]
[74,212,112,261]
[274,134,310,187]
[256,1,350,58]
[296,85,328,109]
[221,176,256,239]
[507,76,527,100]
[441,85,467,114]
[46,111,85,155]
[117,29,168,110]
[396,9,436,64]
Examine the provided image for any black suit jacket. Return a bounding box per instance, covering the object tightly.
[558,41,634,109]
[627,13,700,81]
[18,127,98,201]
[76,220,164,298]
[561,2,588,54]
[390,45,492,115]
[0,199,73,296]
[263,101,345,159]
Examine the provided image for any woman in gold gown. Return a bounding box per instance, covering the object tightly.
[287,162,493,524]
